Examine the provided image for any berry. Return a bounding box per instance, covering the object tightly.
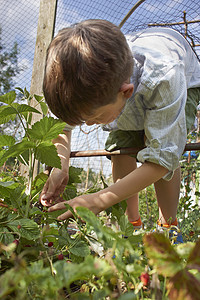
[140,272,150,286]
[48,242,53,247]
[58,254,64,260]
[189,231,194,236]
[13,208,18,212]
[13,239,19,245]
[17,225,21,229]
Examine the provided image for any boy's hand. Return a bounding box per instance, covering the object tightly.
[40,168,69,207]
[48,193,103,221]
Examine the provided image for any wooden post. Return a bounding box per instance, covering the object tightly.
[30,0,57,101]
[20,0,57,179]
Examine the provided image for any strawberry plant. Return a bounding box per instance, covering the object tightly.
[0,88,200,299]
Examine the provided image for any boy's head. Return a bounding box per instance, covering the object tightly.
[43,19,133,126]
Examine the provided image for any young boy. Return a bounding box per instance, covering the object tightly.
[40,20,200,239]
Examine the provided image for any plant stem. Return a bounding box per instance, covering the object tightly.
[46,251,56,276]
[25,150,33,217]
[162,276,166,300]
[11,104,30,139]
[19,154,28,166]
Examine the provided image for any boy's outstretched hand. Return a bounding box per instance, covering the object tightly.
[48,193,104,221]
[40,168,69,207]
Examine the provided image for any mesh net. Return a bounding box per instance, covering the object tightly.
[0,0,40,93]
[54,0,200,177]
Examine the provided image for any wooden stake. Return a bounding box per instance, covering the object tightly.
[20,0,57,179]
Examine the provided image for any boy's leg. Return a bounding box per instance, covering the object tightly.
[111,155,140,222]
[154,167,181,224]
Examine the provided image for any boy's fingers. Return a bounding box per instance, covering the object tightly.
[40,199,52,207]
[48,201,67,212]
[47,201,74,221]
[40,191,54,201]
[57,210,73,221]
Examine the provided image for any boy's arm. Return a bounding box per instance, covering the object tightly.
[48,161,168,220]
[40,130,71,207]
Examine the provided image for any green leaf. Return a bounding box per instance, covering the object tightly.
[36,141,61,168]
[69,240,90,257]
[15,87,24,94]
[167,269,200,300]
[0,226,14,244]
[12,103,41,114]
[0,106,16,124]
[27,116,66,141]
[34,94,44,102]
[24,87,30,98]
[32,172,48,190]
[39,101,48,115]
[0,149,6,163]
[187,238,200,270]
[18,149,29,165]
[68,166,83,185]
[119,215,132,234]
[109,201,127,222]
[143,232,183,277]
[63,185,77,200]
[0,115,16,125]
[0,181,16,188]
[0,207,9,221]
[0,140,35,165]
[118,292,137,300]
[176,242,195,260]
[0,266,29,298]
[31,172,48,199]
[0,106,16,117]
[55,256,112,288]
[0,181,17,198]
[0,135,15,147]
[195,219,200,231]
[7,218,40,240]
[76,207,102,232]
[93,289,110,300]
[0,91,16,105]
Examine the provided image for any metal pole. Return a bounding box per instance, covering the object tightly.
[119,0,146,28]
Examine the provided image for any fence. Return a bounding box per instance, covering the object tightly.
[0,0,200,179]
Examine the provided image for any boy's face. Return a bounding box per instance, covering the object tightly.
[84,92,127,126]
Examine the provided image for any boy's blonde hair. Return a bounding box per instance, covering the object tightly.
[43,19,133,125]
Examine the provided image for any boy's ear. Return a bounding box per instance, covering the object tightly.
[120,82,134,99]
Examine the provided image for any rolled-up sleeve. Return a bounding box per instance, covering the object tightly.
[137,63,188,180]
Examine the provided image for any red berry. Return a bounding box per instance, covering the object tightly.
[140,272,150,286]
[13,239,19,245]
[17,225,21,229]
[189,231,194,236]
[58,254,64,260]
[48,242,53,247]
[13,208,17,212]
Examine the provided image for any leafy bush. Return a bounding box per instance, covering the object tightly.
[0,89,200,299]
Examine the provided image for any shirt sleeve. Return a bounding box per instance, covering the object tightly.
[137,63,188,180]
